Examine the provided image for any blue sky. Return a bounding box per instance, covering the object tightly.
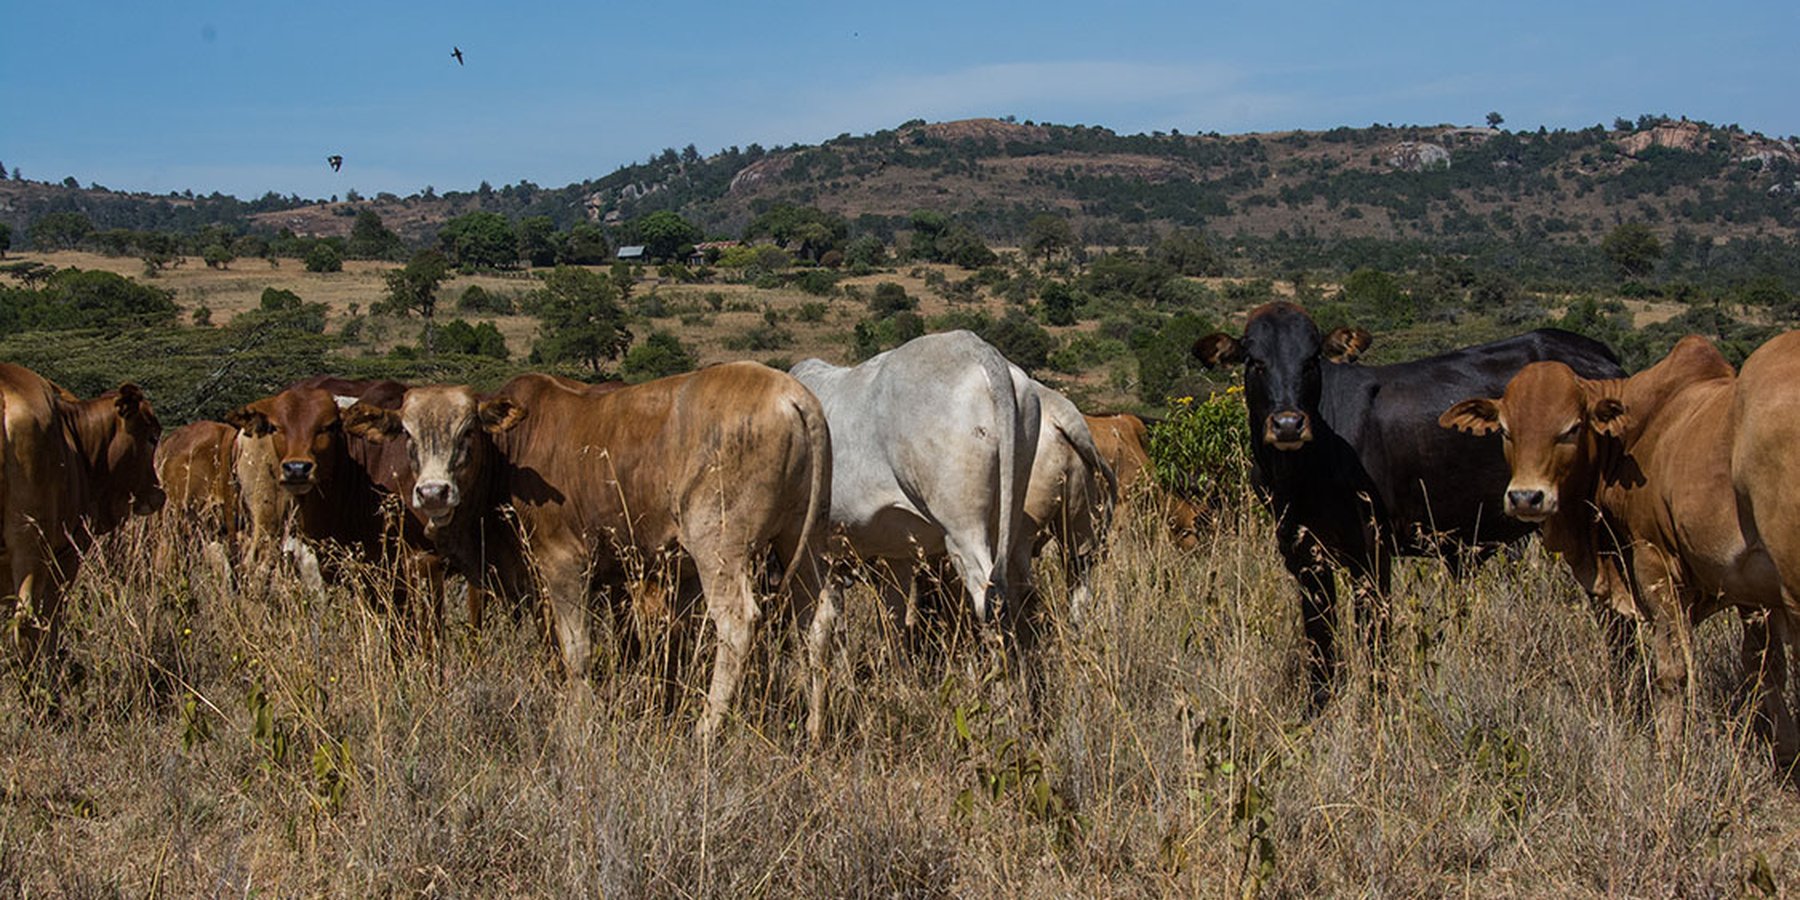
[3,1,1794,201]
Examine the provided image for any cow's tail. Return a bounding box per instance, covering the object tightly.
[980,348,1033,622]
[775,389,832,593]
[1054,402,1118,541]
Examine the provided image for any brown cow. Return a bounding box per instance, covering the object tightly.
[343,363,837,741]
[0,364,164,669]
[1083,412,1202,549]
[1441,335,1799,756]
[154,420,241,539]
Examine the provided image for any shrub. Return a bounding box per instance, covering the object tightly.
[458,284,515,315]
[620,331,697,383]
[304,243,343,273]
[1148,387,1251,510]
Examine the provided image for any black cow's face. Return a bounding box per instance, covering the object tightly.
[1195,303,1368,452]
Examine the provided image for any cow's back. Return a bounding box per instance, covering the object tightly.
[156,421,239,534]
[1733,331,1800,603]
[1336,329,1624,549]
[496,364,823,558]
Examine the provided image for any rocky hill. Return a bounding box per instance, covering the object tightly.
[4,116,1796,256]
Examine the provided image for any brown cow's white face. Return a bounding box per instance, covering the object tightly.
[1440,361,1626,523]
[343,386,523,529]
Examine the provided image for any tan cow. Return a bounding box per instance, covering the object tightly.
[1083,412,1202,549]
[342,363,837,742]
[1441,335,1800,756]
[155,421,241,539]
[1021,379,1117,618]
[0,364,164,669]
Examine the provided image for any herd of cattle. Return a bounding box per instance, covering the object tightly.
[3,304,1799,758]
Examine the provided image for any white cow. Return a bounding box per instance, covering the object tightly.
[791,331,1041,626]
[1020,375,1118,619]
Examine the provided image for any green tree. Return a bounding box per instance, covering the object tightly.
[303,242,343,273]
[1152,230,1222,277]
[1338,267,1413,330]
[1040,280,1078,326]
[516,215,559,267]
[29,211,93,250]
[559,222,611,265]
[345,209,404,260]
[627,210,702,262]
[1486,111,1505,128]
[0,222,12,258]
[869,281,916,317]
[619,330,697,383]
[381,250,451,350]
[202,243,235,270]
[1024,214,1075,263]
[1601,222,1663,280]
[437,318,509,359]
[744,204,847,261]
[437,211,519,269]
[983,309,1055,372]
[535,265,632,375]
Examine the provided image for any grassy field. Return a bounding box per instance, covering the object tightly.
[2,487,1797,897]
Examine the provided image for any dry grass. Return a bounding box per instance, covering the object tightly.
[3,495,1800,897]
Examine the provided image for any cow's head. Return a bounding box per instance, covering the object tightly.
[1194,302,1371,451]
[342,385,523,528]
[226,388,351,495]
[1439,361,1626,522]
[90,383,165,522]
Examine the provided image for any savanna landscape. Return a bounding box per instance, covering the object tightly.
[1,114,1799,896]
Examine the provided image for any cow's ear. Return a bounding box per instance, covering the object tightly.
[114,383,149,420]
[225,404,273,437]
[1439,397,1503,435]
[1193,333,1244,368]
[478,398,525,433]
[341,402,402,442]
[1323,327,1373,364]
[1589,397,1629,437]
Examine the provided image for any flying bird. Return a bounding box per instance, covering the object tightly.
[327,154,343,172]
[451,46,464,65]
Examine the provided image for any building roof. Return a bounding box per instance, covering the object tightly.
[616,245,646,259]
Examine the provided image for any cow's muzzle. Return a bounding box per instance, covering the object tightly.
[1263,410,1313,451]
[134,487,166,515]
[1504,485,1557,521]
[280,460,318,492]
[412,481,459,524]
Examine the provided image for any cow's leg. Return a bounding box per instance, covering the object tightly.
[536,542,594,686]
[1279,528,1340,711]
[1737,607,1800,763]
[778,536,840,745]
[1634,552,1690,753]
[695,558,760,743]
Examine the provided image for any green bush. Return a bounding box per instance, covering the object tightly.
[620,331,697,383]
[1147,387,1251,510]
[304,243,343,273]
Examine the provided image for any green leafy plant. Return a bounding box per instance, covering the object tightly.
[1148,386,1251,512]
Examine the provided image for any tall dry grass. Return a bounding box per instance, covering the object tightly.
[2,495,1798,897]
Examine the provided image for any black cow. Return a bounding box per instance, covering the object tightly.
[1193,301,1624,704]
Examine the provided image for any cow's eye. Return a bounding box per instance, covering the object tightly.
[1558,423,1581,443]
